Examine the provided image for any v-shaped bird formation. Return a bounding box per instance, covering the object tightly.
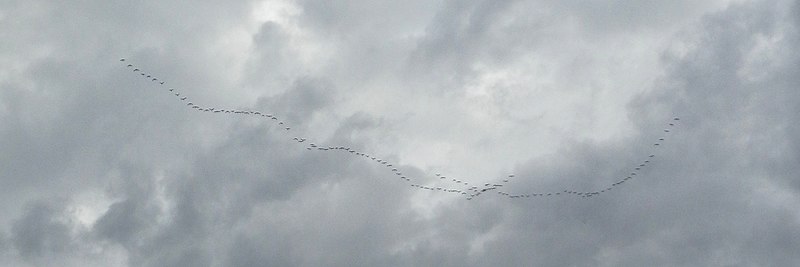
[120,58,680,201]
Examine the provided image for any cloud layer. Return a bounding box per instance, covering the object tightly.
[1,0,798,266]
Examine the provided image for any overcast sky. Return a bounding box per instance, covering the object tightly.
[1,0,799,266]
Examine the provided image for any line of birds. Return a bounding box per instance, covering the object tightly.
[120,58,680,201]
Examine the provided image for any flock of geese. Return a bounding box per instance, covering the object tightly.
[120,58,680,201]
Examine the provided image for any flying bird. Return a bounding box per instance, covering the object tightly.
[122,59,683,202]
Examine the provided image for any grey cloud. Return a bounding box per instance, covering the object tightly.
[92,197,159,246]
[296,0,439,38]
[10,200,73,260]
[405,0,523,89]
[489,1,800,266]
[2,0,800,266]
[133,187,211,267]
[255,76,337,125]
[0,232,7,253]
[545,0,731,34]
[226,234,293,267]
